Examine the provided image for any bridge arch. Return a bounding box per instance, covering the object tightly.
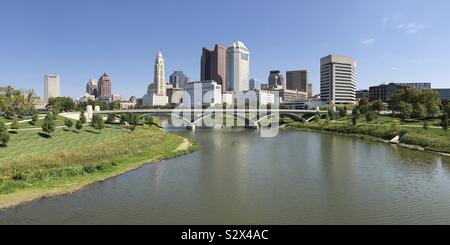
[255,112,307,124]
[191,112,258,127]
[137,112,194,126]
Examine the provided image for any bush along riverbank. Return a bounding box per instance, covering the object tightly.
[287,122,450,154]
[0,126,197,209]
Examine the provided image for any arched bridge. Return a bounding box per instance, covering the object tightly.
[90,108,327,129]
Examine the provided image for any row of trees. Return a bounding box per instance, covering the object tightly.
[389,88,441,120]
[0,86,38,118]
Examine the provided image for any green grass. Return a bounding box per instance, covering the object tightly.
[0,125,196,208]
[288,119,450,154]
[14,115,65,129]
[1,124,130,161]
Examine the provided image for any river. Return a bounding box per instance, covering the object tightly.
[1,128,450,224]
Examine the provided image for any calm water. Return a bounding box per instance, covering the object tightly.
[1,128,450,224]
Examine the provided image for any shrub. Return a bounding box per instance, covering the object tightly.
[83,165,95,173]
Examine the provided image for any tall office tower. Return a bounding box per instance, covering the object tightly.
[268,70,283,89]
[201,44,227,93]
[307,83,313,98]
[226,41,250,92]
[86,79,98,98]
[249,78,261,90]
[169,71,190,88]
[98,73,112,99]
[286,70,308,92]
[154,50,166,96]
[44,74,60,100]
[320,55,357,104]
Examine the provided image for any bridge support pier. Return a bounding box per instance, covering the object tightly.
[186,125,196,131]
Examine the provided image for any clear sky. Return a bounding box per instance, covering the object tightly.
[1,0,449,99]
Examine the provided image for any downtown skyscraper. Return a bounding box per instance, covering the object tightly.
[200,44,227,93]
[320,55,356,104]
[226,41,249,92]
[44,74,60,100]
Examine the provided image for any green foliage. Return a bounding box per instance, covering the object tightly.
[0,119,10,146]
[327,108,335,120]
[75,120,83,131]
[423,120,429,130]
[371,99,384,111]
[0,127,189,196]
[0,86,37,117]
[79,111,86,124]
[106,113,117,124]
[338,106,347,117]
[365,111,377,122]
[412,103,427,119]
[314,111,320,122]
[10,118,19,131]
[352,114,357,125]
[64,118,73,128]
[31,110,39,125]
[398,101,413,120]
[389,88,441,119]
[41,112,56,137]
[46,97,76,112]
[91,115,105,132]
[442,113,448,135]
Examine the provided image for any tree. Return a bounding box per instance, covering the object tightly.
[79,111,86,124]
[371,99,384,111]
[338,106,347,117]
[46,97,76,112]
[64,118,73,129]
[352,109,360,119]
[75,120,83,132]
[398,101,413,120]
[10,117,19,132]
[365,111,376,122]
[0,119,10,146]
[50,108,59,120]
[359,97,369,107]
[42,113,56,137]
[128,114,139,131]
[91,115,105,132]
[327,108,335,120]
[144,115,154,127]
[421,89,441,118]
[412,103,427,119]
[352,114,357,125]
[442,113,448,135]
[31,110,39,125]
[106,113,117,124]
[423,120,429,130]
[314,111,320,123]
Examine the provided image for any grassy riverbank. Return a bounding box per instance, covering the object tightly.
[0,125,197,209]
[287,121,450,154]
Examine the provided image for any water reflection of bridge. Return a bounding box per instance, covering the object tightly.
[90,108,327,130]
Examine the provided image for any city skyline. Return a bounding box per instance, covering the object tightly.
[1,0,449,99]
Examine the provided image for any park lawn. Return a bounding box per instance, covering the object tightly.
[1,124,130,161]
[0,126,196,209]
[15,115,66,129]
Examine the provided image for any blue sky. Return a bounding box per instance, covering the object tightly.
[1,0,449,99]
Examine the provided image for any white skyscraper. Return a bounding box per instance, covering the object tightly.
[142,50,169,106]
[226,41,249,92]
[320,55,356,104]
[154,50,166,96]
[44,74,60,100]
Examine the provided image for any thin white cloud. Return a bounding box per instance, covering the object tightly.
[391,67,398,71]
[397,23,425,34]
[361,38,375,45]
